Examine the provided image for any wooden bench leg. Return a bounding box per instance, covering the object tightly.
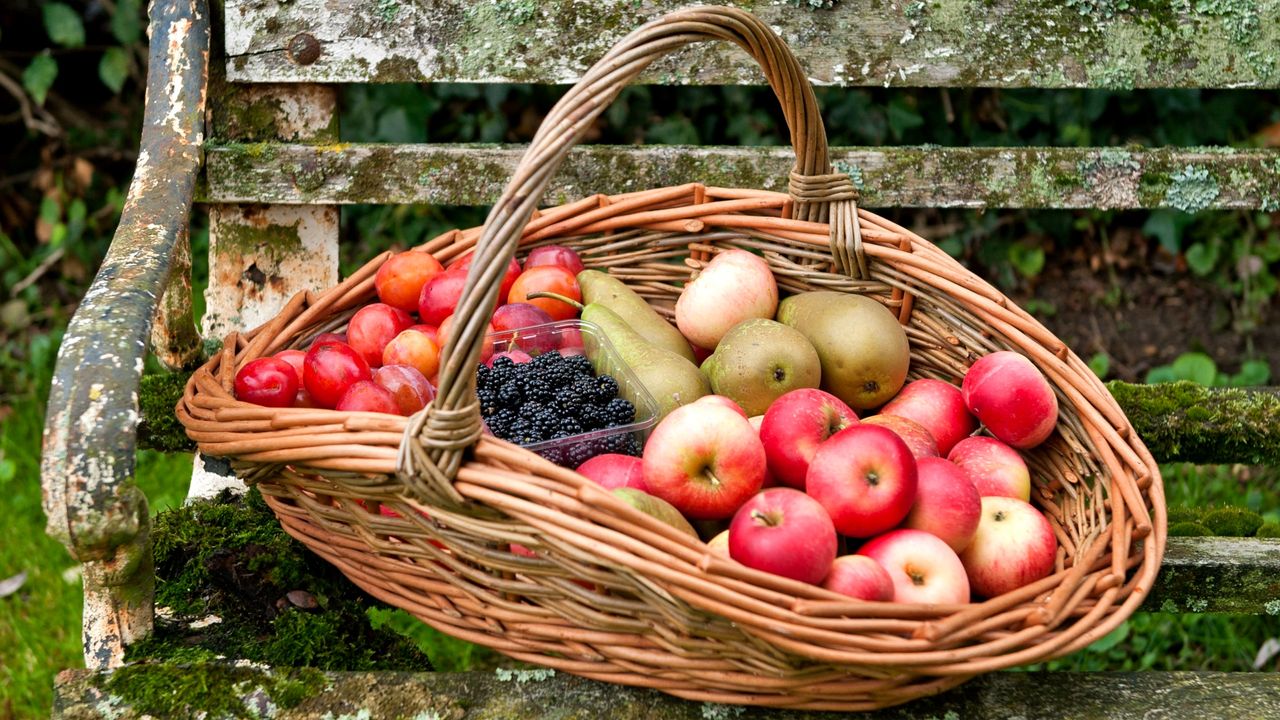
[190,83,339,500]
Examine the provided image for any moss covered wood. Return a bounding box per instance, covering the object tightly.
[52,667,1280,719]
[225,0,1280,89]
[201,143,1280,210]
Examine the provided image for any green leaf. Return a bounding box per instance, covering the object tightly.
[1008,243,1046,278]
[1142,210,1188,254]
[1087,352,1111,379]
[1144,366,1179,384]
[937,237,963,257]
[1184,240,1220,276]
[43,3,85,48]
[99,48,130,93]
[22,53,58,107]
[1088,621,1130,653]
[1229,359,1271,387]
[1171,352,1217,386]
[0,458,15,483]
[112,0,144,44]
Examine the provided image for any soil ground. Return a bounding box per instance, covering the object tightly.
[1011,263,1278,384]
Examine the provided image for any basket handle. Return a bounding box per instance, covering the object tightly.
[398,5,861,506]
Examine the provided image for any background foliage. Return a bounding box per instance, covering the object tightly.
[2,1,1280,718]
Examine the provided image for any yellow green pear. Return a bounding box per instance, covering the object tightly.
[775,291,910,410]
[578,270,696,362]
[582,303,709,420]
[699,319,821,416]
[611,488,699,539]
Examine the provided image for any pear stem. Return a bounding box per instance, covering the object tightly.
[525,291,584,310]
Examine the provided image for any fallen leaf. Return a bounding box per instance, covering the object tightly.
[0,571,28,598]
[286,590,319,610]
[1255,637,1280,669]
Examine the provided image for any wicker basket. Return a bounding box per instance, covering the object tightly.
[178,6,1166,711]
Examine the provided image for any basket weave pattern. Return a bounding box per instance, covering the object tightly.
[178,7,1165,711]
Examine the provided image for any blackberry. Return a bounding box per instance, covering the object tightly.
[577,404,608,430]
[491,355,518,371]
[486,408,518,436]
[475,363,491,387]
[476,387,499,415]
[556,384,589,410]
[593,374,619,403]
[530,350,563,371]
[566,442,598,468]
[565,354,594,376]
[496,383,522,408]
[532,413,561,438]
[623,435,643,456]
[519,400,545,419]
[603,397,634,425]
[539,362,576,390]
[522,377,555,403]
[558,417,583,436]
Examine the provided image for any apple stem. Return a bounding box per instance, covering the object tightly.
[750,509,780,528]
[703,469,722,488]
[525,291,584,310]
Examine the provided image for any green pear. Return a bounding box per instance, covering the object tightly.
[776,291,910,410]
[611,488,699,539]
[700,319,821,416]
[578,270,696,362]
[582,303,709,421]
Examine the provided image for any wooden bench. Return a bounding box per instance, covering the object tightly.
[41,0,1280,716]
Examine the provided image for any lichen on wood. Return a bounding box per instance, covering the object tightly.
[52,667,1280,719]
[201,142,1280,210]
[223,0,1280,89]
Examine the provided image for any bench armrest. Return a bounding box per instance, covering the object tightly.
[39,0,209,668]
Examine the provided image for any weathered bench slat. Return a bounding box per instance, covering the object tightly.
[52,667,1280,719]
[226,0,1280,89]
[202,143,1280,210]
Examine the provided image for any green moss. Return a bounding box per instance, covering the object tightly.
[1257,522,1280,539]
[1201,507,1265,537]
[130,489,432,671]
[138,371,196,452]
[103,662,326,719]
[1168,521,1214,537]
[1166,506,1202,524]
[1105,380,1280,465]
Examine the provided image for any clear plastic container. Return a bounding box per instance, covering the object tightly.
[481,319,660,467]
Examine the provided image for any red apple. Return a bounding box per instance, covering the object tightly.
[858,529,970,605]
[676,249,778,349]
[274,349,307,384]
[486,349,532,367]
[577,453,647,491]
[822,555,894,601]
[729,488,837,585]
[451,253,522,305]
[693,394,748,418]
[336,379,400,414]
[947,436,1031,502]
[375,250,444,312]
[804,424,916,537]
[900,457,982,552]
[524,244,585,275]
[382,328,440,379]
[418,268,470,326]
[310,331,346,348]
[880,378,977,456]
[234,357,299,408]
[492,303,558,354]
[304,341,372,408]
[960,496,1058,598]
[373,364,435,416]
[758,388,858,489]
[860,414,940,460]
[642,401,766,520]
[347,303,413,368]
[962,351,1059,449]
